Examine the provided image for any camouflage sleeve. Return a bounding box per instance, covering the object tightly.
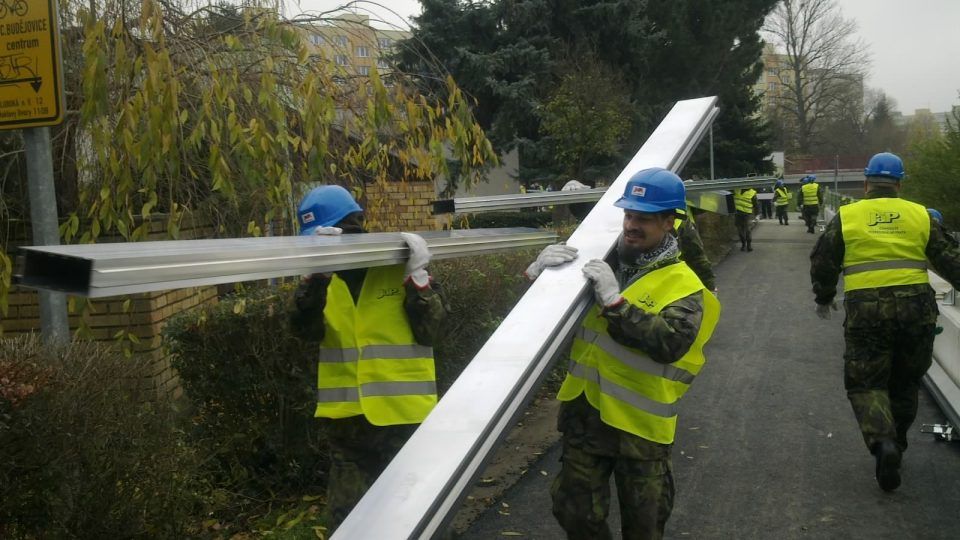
[810,214,844,305]
[601,290,704,364]
[290,274,330,342]
[678,220,716,290]
[404,278,447,347]
[926,217,960,289]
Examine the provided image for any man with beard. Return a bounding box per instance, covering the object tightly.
[289,185,445,531]
[525,168,721,539]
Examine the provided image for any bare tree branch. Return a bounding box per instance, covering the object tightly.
[764,0,871,153]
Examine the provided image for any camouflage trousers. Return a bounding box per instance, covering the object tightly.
[802,204,819,231]
[734,213,752,246]
[321,415,416,532]
[551,396,674,540]
[775,205,789,224]
[843,289,938,453]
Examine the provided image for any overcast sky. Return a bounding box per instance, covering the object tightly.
[290,0,960,114]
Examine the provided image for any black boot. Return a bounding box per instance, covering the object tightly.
[747,242,753,252]
[873,440,902,492]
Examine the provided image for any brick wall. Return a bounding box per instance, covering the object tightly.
[3,287,218,397]
[363,180,439,231]
[1,213,218,397]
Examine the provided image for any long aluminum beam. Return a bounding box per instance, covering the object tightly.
[332,96,720,540]
[14,229,557,298]
[434,175,778,215]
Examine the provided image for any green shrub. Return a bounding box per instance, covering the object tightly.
[163,285,326,508]
[430,251,538,391]
[454,210,553,229]
[0,335,202,539]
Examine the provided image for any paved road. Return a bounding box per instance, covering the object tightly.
[461,215,960,540]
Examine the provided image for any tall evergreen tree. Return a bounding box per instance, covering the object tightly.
[400,0,777,183]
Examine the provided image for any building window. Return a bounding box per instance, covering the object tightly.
[356,46,370,58]
[767,82,778,92]
[767,67,778,76]
[310,34,323,46]
[335,35,348,47]
[335,54,349,66]
[378,37,392,48]
[357,66,370,76]
[377,58,389,69]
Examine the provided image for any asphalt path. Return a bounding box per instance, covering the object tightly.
[461,214,960,540]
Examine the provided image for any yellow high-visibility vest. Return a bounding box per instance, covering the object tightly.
[734,189,756,214]
[839,198,930,292]
[315,265,437,426]
[802,182,820,205]
[557,262,721,444]
[774,187,791,206]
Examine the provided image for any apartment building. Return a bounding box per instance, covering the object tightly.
[754,43,792,113]
[297,14,409,83]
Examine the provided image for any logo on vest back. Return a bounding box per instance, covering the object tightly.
[377,287,400,300]
[868,212,900,226]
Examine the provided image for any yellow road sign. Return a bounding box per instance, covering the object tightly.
[0,0,63,129]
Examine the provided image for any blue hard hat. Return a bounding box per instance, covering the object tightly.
[614,168,686,214]
[928,208,944,223]
[775,179,785,187]
[864,152,904,180]
[297,185,362,235]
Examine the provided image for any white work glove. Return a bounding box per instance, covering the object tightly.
[302,227,342,279]
[815,301,838,320]
[400,232,431,289]
[525,244,579,280]
[582,259,624,309]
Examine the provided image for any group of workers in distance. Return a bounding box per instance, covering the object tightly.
[290,150,960,539]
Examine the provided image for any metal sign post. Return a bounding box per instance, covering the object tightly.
[2,0,68,342]
[23,126,68,343]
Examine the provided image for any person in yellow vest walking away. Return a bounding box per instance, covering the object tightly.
[525,168,721,540]
[800,174,823,233]
[733,186,758,251]
[289,185,446,531]
[774,178,791,225]
[810,153,960,491]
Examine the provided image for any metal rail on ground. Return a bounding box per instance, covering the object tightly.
[331,97,720,540]
[14,229,557,298]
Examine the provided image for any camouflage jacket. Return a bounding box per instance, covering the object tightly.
[676,216,716,291]
[809,186,960,311]
[602,256,705,365]
[290,266,446,347]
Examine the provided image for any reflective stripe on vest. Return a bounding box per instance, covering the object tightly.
[576,327,696,384]
[843,260,927,275]
[839,198,930,292]
[315,265,437,426]
[317,380,438,402]
[557,262,721,444]
[774,187,790,206]
[802,183,820,205]
[734,189,756,214]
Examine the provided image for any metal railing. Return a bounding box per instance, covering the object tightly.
[14,229,558,298]
[435,176,779,216]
